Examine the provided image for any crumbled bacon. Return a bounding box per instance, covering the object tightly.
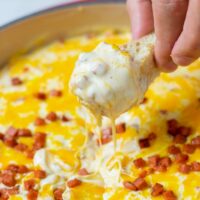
[139,170,148,178]
[49,90,62,97]
[191,162,200,171]
[133,158,146,168]
[46,112,58,121]
[0,170,16,187]
[26,149,35,159]
[174,154,189,164]
[15,143,28,152]
[133,178,148,190]
[61,115,70,122]
[173,134,187,144]
[35,92,46,100]
[6,127,18,138]
[100,127,112,145]
[159,157,172,168]
[191,136,200,147]
[163,190,177,200]
[140,97,148,104]
[4,136,17,147]
[53,188,64,200]
[151,183,164,197]
[18,165,29,174]
[67,178,82,188]
[78,168,89,176]
[154,165,167,172]
[148,132,157,141]
[34,117,46,126]
[179,164,191,174]
[148,155,160,168]
[182,144,196,154]
[6,164,19,173]
[139,138,150,148]
[11,77,23,86]
[24,179,35,191]
[27,189,38,200]
[177,126,191,136]
[18,129,32,137]
[34,170,46,179]
[123,181,137,191]
[168,145,181,155]
[33,132,46,150]
[0,186,19,199]
[116,123,126,133]
[167,119,178,136]
[0,133,4,140]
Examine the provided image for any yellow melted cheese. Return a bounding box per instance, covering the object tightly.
[0,29,200,199]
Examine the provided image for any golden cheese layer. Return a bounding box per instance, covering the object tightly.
[0,30,200,200]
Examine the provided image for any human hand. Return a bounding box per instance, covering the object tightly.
[127,0,200,72]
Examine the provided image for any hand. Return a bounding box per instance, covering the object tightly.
[127,0,200,72]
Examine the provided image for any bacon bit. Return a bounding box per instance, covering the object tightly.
[167,119,179,136]
[100,127,112,145]
[0,170,16,187]
[163,190,177,200]
[133,178,148,190]
[139,138,150,148]
[151,183,164,197]
[15,143,28,152]
[154,165,167,172]
[49,89,62,97]
[53,188,64,200]
[191,162,200,171]
[46,112,58,121]
[18,129,32,137]
[67,179,82,188]
[102,127,112,136]
[173,134,187,144]
[34,170,46,179]
[24,179,35,191]
[123,181,137,191]
[175,154,189,164]
[191,136,200,147]
[35,92,46,100]
[148,155,160,168]
[34,117,46,126]
[26,149,35,159]
[11,77,23,85]
[6,164,19,173]
[183,144,196,154]
[61,115,70,122]
[116,123,126,133]
[18,165,29,174]
[179,164,191,174]
[177,126,191,136]
[148,132,157,141]
[78,168,89,176]
[27,189,38,200]
[4,136,17,147]
[133,158,146,168]
[139,170,148,178]
[0,133,4,141]
[159,157,172,168]
[0,186,19,199]
[33,132,46,150]
[6,127,18,138]
[140,97,148,104]
[168,145,181,155]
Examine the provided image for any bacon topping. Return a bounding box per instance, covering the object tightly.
[49,90,62,97]
[168,145,181,155]
[148,155,160,168]
[183,144,196,154]
[27,189,38,200]
[34,117,46,126]
[46,112,58,121]
[163,190,177,200]
[35,92,46,100]
[179,164,191,174]
[15,143,28,152]
[24,179,35,191]
[173,134,187,144]
[4,136,17,147]
[116,123,126,133]
[147,132,157,141]
[159,157,172,168]
[167,119,178,136]
[174,154,189,164]
[0,186,19,199]
[133,178,148,190]
[34,170,46,179]
[123,181,137,191]
[191,136,200,147]
[191,162,200,171]
[100,127,112,145]
[151,183,164,197]
[0,170,16,187]
[67,178,82,188]
[6,127,18,138]
[33,132,46,150]
[11,77,23,85]
[53,188,64,200]
[139,138,150,148]
[78,168,89,176]
[18,129,32,137]
[133,158,146,168]
[61,115,70,122]
[18,165,29,174]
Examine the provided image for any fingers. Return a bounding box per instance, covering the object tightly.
[152,0,188,71]
[172,0,200,66]
[127,0,154,39]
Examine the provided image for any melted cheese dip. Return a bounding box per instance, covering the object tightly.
[0,30,200,199]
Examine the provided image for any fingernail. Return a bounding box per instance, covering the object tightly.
[173,56,196,66]
[160,60,177,72]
